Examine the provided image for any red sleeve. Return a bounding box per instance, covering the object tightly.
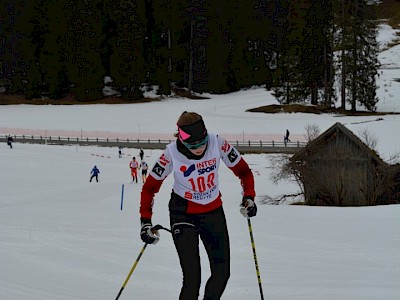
[140,174,164,219]
[229,157,256,199]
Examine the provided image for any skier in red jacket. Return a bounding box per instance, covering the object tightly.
[139,111,257,300]
[129,157,139,183]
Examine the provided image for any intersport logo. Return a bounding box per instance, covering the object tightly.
[180,164,196,177]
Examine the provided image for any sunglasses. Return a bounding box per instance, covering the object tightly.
[182,135,208,150]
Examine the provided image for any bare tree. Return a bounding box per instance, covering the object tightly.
[266,154,304,205]
[303,123,321,143]
[386,153,400,165]
[358,127,378,151]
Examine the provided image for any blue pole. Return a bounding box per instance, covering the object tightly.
[120,184,125,210]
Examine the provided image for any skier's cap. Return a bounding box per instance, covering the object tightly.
[177,119,207,144]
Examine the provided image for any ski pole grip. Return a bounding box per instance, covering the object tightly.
[152,224,172,233]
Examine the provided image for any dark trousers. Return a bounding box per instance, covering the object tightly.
[90,175,98,182]
[170,206,230,300]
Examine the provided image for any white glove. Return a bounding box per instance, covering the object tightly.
[240,197,257,218]
[140,223,160,245]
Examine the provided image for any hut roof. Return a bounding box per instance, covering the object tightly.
[291,122,387,166]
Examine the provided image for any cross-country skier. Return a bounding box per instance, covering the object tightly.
[139,111,257,299]
[139,148,144,161]
[89,165,100,182]
[284,129,291,143]
[129,157,139,183]
[140,160,148,183]
[7,135,13,149]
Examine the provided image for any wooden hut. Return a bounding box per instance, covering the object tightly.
[290,122,390,206]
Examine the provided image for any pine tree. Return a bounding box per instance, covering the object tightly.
[350,0,380,112]
[0,1,27,93]
[63,0,105,101]
[41,0,71,100]
[336,0,380,112]
[300,0,332,105]
[227,1,276,91]
[272,0,310,104]
[151,0,183,95]
[272,0,334,106]
[104,0,146,100]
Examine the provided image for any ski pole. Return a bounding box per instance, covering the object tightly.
[115,243,147,300]
[247,218,265,300]
[114,224,171,300]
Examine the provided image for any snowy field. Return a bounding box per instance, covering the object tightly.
[0,23,400,300]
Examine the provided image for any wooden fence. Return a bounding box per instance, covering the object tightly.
[1,134,306,154]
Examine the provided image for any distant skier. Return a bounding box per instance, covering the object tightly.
[139,148,144,161]
[140,160,148,183]
[7,135,13,149]
[284,129,291,143]
[118,146,122,158]
[90,165,100,182]
[129,157,139,183]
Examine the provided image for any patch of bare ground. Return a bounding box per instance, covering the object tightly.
[172,87,209,100]
[247,104,400,116]
[0,86,208,105]
[0,93,164,105]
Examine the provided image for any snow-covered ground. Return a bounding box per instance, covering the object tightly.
[0,23,399,300]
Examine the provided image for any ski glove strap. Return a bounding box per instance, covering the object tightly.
[140,223,160,245]
[240,197,257,218]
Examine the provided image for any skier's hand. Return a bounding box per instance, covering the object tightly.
[240,197,257,218]
[140,221,160,245]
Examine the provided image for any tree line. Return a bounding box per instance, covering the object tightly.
[0,0,380,111]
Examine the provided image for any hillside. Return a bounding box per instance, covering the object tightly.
[375,0,400,30]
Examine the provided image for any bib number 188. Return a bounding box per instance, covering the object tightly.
[188,173,215,192]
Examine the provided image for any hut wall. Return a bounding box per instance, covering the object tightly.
[303,130,371,206]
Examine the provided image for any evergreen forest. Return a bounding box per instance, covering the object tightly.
[0,0,391,112]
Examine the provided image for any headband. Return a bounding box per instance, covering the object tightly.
[177,119,207,143]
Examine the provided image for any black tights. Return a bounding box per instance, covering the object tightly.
[170,207,230,300]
